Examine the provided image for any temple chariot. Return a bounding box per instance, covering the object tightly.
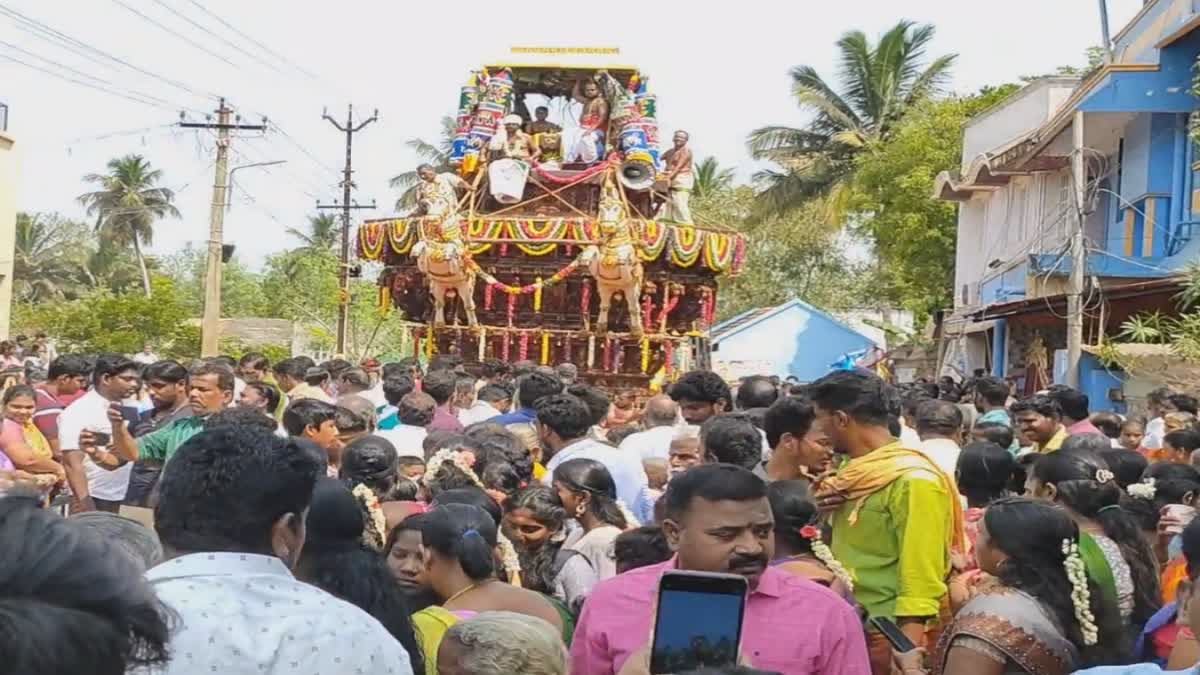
[357,48,744,391]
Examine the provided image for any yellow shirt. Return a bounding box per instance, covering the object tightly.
[1034,425,1069,454]
[412,606,459,675]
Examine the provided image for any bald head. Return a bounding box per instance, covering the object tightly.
[643,395,678,428]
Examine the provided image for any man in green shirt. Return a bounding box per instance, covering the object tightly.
[112,362,235,465]
[809,370,955,675]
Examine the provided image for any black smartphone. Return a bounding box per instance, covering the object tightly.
[869,616,916,653]
[650,570,748,674]
[89,431,111,447]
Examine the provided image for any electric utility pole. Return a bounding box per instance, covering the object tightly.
[318,104,377,356]
[1066,111,1087,388]
[181,99,266,357]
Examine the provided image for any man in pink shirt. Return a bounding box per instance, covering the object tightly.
[571,464,870,674]
[1046,385,1103,436]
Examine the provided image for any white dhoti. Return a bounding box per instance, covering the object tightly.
[658,172,694,224]
[567,130,605,164]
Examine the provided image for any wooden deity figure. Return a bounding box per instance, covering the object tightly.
[582,177,645,337]
[410,163,479,329]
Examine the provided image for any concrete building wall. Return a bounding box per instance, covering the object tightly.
[0,129,16,340]
[961,78,1080,169]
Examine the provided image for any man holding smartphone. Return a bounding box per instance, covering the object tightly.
[571,464,869,674]
[58,354,141,513]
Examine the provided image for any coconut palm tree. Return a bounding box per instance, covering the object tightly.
[747,20,956,222]
[286,213,341,251]
[388,116,457,211]
[11,212,91,302]
[77,154,179,297]
[692,156,737,199]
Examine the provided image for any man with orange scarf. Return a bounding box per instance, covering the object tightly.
[811,371,964,675]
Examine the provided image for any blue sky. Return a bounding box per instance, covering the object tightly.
[1,0,1144,267]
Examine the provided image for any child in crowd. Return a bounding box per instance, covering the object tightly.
[613,525,672,574]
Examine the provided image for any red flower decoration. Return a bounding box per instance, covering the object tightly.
[799,525,820,540]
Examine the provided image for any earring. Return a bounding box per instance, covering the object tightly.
[575,506,585,518]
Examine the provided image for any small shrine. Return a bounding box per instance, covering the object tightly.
[358,49,745,390]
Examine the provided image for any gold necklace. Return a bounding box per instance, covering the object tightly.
[444,580,485,605]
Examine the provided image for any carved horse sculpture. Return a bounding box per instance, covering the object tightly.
[411,182,479,329]
[582,179,644,337]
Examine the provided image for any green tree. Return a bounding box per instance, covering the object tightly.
[692,156,736,200]
[848,85,1018,320]
[747,20,956,222]
[286,213,341,252]
[160,245,270,318]
[77,154,180,297]
[388,116,457,211]
[11,212,92,302]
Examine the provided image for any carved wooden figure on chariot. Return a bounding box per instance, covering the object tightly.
[581,176,645,338]
[410,164,480,329]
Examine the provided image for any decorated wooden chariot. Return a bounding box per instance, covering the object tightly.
[357,51,745,390]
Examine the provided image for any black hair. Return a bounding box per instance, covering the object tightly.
[423,430,458,460]
[955,441,1014,508]
[974,376,1010,407]
[1046,385,1090,421]
[699,413,762,470]
[238,352,269,372]
[203,406,278,433]
[91,353,137,387]
[664,464,767,522]
[914,398,963,437]
[1148,387,1176,407]
[383,514,440,613]
[397,454,425,468]
[422,504,498,581]
[1097,449,1149,491]
[338,368,371,392]
[1142,462,1200,514]
[972,421,1014,449]
[504,486,568,595]
[1,383,35,407]
[334,406,369,435]
[480,358,510,379]
[382,361,415,380]
[1031,450,1161,624]
[1165,429,1200,455]
[422,369,456,406]
[427,355,463,373]
[208,355,238,371]
[398,392,436,427]
[736,375,779,410]
[340,436,400,501]
[430,487,503,526]
[762,396,815,448]
[766,480,818,557]
[0,492,171,675]
[467,426,533,487]
[607,424,640,446]
[1060,433,1114,455]
[1011,395,1063,420]
[143,360,187,384]
[155,426,322,555]
[983,497,1127,666]
[553,458,628,529]
[565,383,611,428]
[807,370,890,426]
[516,371,563,409]
[297,479,425,675]
[303,367,330,388]
[669,370,732,408]
[47,354,90,381]
[282,398,338,436]
[1091,412,1123,440]
[1170,393,1200,416]
[614,525,672,573]
[272,357,307,382]
[1183,516,1200,579]
[425,438,485,498]
[534,394,592,442]
[480,462,523,500]
[477,384,512,404]
[189,361,236,393]
[243,381,282,415]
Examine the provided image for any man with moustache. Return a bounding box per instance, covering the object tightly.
[571,464,870,674]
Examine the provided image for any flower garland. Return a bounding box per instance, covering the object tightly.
[352,483,387,551]
[358,221,387,261]
[1129,478,1157,500]
[638,220,670,261]
[518,332,530,361]
[388,219,417,255]
[669,225,703,267]
[423,447,521,580]
[801,524,854,592]
[470,258,582,297]
[1063,537,1098,644]
[703,230,734,271]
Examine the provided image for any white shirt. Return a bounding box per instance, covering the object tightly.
[544,437,653,523]
[137,552,413,675]
[57,389,132,501]
[900,424,922,449]
[132,351,158,365]
[364,381,388,408]
[459,400,501,427]
[377,426,428,456]
[1144,416,1166,449]
[920,437,962,478]
[619,425,676,460]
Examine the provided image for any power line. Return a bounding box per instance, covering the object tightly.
[0,2,214,107]
[108,0,241,69]
[0,53,178,111]
[149,0,287,76]
[0,38,182,109]
[182,0,321,79]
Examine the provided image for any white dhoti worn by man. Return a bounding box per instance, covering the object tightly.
[659,171,694,224]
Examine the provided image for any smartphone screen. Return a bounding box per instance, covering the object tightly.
[650,571,747,674]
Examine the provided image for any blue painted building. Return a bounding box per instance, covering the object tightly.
[710,299,879,383]
[934,0,1200,411]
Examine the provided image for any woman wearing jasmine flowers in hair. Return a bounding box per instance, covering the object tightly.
[892,498,1127,675]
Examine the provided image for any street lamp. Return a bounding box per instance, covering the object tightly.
[226,160,287,211]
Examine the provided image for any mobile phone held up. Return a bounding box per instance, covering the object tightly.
[650,571,748,674]
[869,616,917,653]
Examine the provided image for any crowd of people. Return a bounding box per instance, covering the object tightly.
[5,344,1200,675]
